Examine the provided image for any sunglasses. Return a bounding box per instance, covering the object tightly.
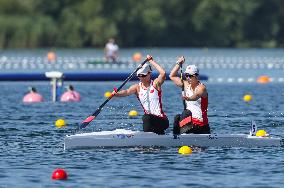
[137,74,148,78]
[185,73,195,78]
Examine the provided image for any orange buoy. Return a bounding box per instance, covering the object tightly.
[47,52,57,62]
[257,75,270,84]
[132,52,142,62]
[51,168,68,180]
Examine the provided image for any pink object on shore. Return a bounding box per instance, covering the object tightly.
[60,91,81,102]
[23,93,44,103]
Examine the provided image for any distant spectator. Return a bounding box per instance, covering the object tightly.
[104,38,119,62]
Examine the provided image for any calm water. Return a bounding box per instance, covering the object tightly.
[0,80,284,187]
[0,48,284,187]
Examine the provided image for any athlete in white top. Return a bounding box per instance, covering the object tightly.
[112,55,169,134]
[169,56,210,134]
[104,38,119,62]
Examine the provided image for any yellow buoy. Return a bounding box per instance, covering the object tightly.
[243,94,252,102]
[128,110,138,117]
[256,130,267,137]
[178,146,192,155]
[132,52,142,62]
[55,119,66,128]
[104,91,112,98]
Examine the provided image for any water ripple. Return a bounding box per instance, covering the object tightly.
[0,82,284,187]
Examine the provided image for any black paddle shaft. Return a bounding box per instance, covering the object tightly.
[179,58,193,134]
[80,59,148,129]
[180,63,187,110]
[91,60,147,116]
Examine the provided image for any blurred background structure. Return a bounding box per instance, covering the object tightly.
[0,0,284,82]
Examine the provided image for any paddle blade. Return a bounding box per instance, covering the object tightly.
[80,116,96,129]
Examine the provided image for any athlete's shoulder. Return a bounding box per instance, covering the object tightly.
[199,82,207,89]
[200,81,206,86]
[129,83,139,90]
[197,83,208,97]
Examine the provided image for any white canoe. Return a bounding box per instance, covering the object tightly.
[64,129,283,150]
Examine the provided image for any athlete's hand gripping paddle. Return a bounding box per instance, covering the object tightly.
[79,58,149,129]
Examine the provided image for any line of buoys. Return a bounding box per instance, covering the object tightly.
[208,76,284,83]
[3,54,284,73]
[3,55,284,63]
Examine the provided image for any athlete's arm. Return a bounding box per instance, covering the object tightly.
[147,55,166,89]
[113,84,138,97]
[169,56,185,88]
[183,84,207,101]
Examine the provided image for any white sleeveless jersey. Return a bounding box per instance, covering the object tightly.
[137,80,166,118]
[185,83,208,126]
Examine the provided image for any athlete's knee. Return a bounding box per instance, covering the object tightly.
[174,114,181,122]
[203,124,211,134]
[142,114,152,132]
[142,114,151,123]
[173,114,181,135]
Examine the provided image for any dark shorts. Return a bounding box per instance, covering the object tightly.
[142,114,169,135]
[173,114,211,134]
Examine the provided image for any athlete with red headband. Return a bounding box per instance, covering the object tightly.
[169,56,210,135]
[112,55,169,135]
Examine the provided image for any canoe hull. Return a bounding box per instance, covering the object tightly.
[64,129,282,149]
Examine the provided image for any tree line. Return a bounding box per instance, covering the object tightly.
[0,0,283,48]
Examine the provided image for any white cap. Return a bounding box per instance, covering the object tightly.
[137,64,152,76]
[185,65,199,75]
